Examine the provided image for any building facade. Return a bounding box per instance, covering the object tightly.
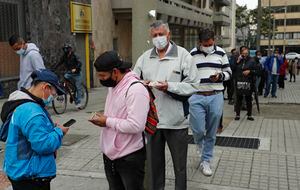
[92,0,236,66]
[261,0,300,53]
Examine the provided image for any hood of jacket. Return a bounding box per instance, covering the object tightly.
[1,88,44,122]
[24,43,40,56]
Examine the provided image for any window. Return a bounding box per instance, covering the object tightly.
[0,2,19,41]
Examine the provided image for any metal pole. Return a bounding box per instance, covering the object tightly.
[256,0,262,51]
[273,16,275,51]
[268,0,271,55]
[283,6,287,53]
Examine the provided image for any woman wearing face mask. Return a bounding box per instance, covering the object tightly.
[1,69,69,190]
[232,47,259,121]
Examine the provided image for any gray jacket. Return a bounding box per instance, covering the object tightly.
[133,42,198,129]
[19,43,45,89]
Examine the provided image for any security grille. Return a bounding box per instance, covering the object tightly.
[187,135,260,149]
[0,2,19,42]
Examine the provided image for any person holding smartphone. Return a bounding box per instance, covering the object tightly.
[90,51,149,190]
[189,29,232,176]
[2,69,68,190]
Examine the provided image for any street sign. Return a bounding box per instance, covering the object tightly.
[70,1,92,33]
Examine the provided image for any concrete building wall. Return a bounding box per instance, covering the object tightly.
[91,0,114,86]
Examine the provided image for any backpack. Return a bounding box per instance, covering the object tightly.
[125,81,159,135]
[0,99,34,142]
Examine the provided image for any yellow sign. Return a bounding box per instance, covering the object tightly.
[70,2,92,33]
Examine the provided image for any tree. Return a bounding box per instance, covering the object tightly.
[250,7,275,38]
[236,5,251,46]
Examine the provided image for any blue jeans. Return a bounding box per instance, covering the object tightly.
[189,93,224,162]
[64,72,82,105]
[264,74,278,97]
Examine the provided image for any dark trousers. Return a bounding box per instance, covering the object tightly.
[278,75,285,88]
[258,72,266,95]
[235,93,252,116]
[223,79,234,100]
[289,71,296,82]
[147,128,188,190]
[9,178,51,190]
[103,147,146,190]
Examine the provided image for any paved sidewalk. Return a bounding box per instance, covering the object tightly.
[0,79,300,190]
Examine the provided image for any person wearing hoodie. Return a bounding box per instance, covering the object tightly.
[89,51,149,190]
[1,69,69,190]
[8,34,45,89]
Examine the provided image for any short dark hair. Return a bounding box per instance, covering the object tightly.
[8,34,23,46]
[239,46,247,52]
[231,48,236,53]
[255,50,261,55]
[198,28,214,42]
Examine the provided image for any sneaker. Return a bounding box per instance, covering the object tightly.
[247,116,254,121]
[75,103,82,109]
[234,116,240,120]
[200,161,213,176]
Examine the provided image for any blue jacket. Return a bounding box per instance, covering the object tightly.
[264,55,283,74]
[3,90,63,180]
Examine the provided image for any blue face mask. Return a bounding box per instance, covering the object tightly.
[43,95,54,106]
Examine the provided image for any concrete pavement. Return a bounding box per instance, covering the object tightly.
[1,79,300,190]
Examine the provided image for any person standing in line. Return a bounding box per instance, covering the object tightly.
[232,47,258,121]
[278,55,288,88]
[189,29,232,176]
[134,20,198,190]
[264,49,283,98]
[90,51,149,190]
[288,57,297,82]
[8,34,45,89]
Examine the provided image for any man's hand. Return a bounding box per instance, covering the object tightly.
[71,69,76,73]
[57,125,69,135]
[243,70,250,76]
[155,81,168,91]
[209,73,221,82]
[88,112,107,127]
[142,80,150,86]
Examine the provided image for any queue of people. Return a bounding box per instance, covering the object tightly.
[2,21,299,190]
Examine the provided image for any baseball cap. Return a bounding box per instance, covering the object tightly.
[94,51,132,72]
[31,69,65,95]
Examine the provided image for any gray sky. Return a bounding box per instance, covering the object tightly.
[236,0,258,10]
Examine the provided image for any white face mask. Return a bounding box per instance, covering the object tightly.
[152,36,168,50]
[201,45,214,54]
[16,48,25,56]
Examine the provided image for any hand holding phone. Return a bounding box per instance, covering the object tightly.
[63,119,76,127]
[209,73,219,82]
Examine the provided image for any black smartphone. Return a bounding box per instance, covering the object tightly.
[63,119,76,127]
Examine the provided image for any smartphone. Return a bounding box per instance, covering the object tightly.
[63,119,76,127]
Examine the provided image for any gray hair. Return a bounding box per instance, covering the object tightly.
[150,20,170,32]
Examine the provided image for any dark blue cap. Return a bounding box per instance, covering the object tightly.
[31,69,65,95]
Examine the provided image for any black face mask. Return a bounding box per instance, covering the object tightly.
[100,74,117,87]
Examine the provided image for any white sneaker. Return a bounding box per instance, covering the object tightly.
[75,103,82,109]
[200,161,213,176]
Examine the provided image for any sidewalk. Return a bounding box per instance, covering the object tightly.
[1,79,300,190]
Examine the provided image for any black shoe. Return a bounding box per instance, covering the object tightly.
[264,95,268,98]
[234,116,240,120]
[271,96,277,98]
[228,100,234,105]
[247,116,254,121]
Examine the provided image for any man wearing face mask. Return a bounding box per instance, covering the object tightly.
[134,20,198,190]
[1,69,68,190]
[189,29,232,176]
[90,51,149,190]
[8,34,45,89]
[264,49,283,98]
[53,44,83,109]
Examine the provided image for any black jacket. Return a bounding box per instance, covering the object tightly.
[58,52,82,74]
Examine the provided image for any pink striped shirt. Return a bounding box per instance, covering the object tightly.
[100,71,149,160]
